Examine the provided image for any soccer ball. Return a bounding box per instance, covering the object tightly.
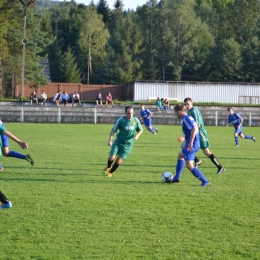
[161,172,173,182]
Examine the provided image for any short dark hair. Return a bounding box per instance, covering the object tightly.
[174,104,185,112]
[227,107,232,111]
[125,106,133,113]
[184,97,192,103]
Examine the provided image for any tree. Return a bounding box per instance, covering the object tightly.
[1,0,54,94]
[137,0,161,80]
[106,10,144,84]
[79,6,109,84]
[114,0,124,10]
[207,38,242,81]
[97,0,111,25]
[59,47,81,83]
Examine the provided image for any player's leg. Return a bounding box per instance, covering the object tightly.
[145,119,156,134]
[185,146,209,186]
[168,150,185,183]
[104,144,118,174]
[234,132,239,146]
[0,190,12,208]
[199,129,225,173]
[239,132,255,142]
[150,118,158,133]
[107,142,132,177]
[194,156,203,168]
[2,135,34,165]
[203,148,225,174]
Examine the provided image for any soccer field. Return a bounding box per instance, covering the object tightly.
[0,123,259,259]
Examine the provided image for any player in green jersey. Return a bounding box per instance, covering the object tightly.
[182,98,225,174]
[104,106,143,177]
[0,124,30,208]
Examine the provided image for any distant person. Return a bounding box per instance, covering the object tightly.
[163,98,170,113]
[226,107,256,146]
[168,104,210,186]
[139,105,158,135]
[155,97,162,112]
[96,92,102,107]
[103,106,143,177]
[72,91,81,106]
[53,90,61,106]
[61,91,69,106]
[105,92,114,107]
[38,90,47,106]
[30,91,38,106]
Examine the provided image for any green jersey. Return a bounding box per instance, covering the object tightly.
[0,124,6,156]
[112,116,143,143]
[187,107,204,129]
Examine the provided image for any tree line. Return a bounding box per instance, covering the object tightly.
[1,0,260,91]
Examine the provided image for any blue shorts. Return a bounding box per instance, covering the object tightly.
[144,118,152,127]
[234,125,242,134]
[1,134,8,147]
[182,144,199,161]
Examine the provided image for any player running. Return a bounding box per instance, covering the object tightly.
[226,107,255,146]
[182,98,225,174]
[103,106,143,177]
[139,105,158,135]
[0,120,34,170]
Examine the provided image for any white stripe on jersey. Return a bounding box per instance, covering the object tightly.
[112,117,124,131]
[183,117,193,130]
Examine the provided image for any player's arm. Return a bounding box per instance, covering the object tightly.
[134,129,143,140]
[134,118,143,140]
[178,136,185,142]
[108,129,115,146]
[237,114,243,128]
[147,111,153,119]
[3,130,28,149]
[187,126,197,151]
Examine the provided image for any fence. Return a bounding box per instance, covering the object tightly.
[0,105,259,126]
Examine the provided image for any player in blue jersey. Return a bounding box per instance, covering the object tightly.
[0,120,34,169]
[168,104,210,186]
[103,106,143,177]
[226,108,255,146]
[0,124,30,208]
[139,105,158,135]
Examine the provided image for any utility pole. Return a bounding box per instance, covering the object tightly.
[19,0,36,98]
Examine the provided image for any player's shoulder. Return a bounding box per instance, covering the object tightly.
[133,116,141,123]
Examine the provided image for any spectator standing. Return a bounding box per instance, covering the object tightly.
[30,91,38,106]
[61,91,69,106]
[72,91,81,107]
[38,90,47,106]
[96,92,102,107]
[106,92,114,107]
[53,90,61,106]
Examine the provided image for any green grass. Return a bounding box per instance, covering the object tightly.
[0,123,259,260]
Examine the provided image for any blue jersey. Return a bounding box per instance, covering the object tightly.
[140,109,152,122]
[228,113,242,128]
[182,114,200,149]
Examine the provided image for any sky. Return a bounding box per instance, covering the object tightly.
[72,0,148,10]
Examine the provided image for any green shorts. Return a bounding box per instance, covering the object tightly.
[110,139,133,160]
[199,128,210,150]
